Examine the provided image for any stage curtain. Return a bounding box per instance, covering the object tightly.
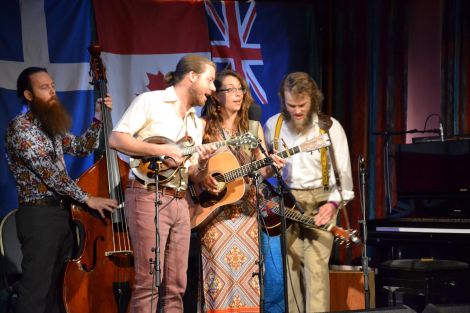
[442,0,470,135]
[310,0,409,263]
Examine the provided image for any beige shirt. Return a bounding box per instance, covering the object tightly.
[264,113,354,202]
[114,86,203,189]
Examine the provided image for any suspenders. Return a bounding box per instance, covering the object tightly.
[272,114,330,190]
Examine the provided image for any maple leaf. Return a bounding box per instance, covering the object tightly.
[146,71,166,91]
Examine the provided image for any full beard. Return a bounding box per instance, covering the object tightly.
[30,95,72,137]
[189,85,206,107]
[288,112,315,134]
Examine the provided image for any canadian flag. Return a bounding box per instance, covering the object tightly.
[93,0,211,124]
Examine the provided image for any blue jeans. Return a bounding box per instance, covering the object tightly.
[261,232,285,313]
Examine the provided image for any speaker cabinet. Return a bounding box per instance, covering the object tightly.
[329,265,376,311]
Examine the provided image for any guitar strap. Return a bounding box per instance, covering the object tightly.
[272,114,329,189]
[319,128,329,190]
[273,114,284,151]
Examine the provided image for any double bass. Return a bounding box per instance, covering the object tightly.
[62,43,134,313]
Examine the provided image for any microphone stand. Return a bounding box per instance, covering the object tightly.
[257,142,289,313]
[250,168,265,313]
[148,158,163,313]
[358,155,370,309]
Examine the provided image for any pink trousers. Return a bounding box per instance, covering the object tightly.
[125,187,191,313]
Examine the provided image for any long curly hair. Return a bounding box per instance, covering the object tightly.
[278,72,324,121]
[203,70,255,141]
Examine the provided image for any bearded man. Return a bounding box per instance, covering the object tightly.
[263,72,354,313]
[109,55,217,312]
[5,67,118,313]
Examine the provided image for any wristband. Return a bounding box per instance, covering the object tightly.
[328,201,339,210]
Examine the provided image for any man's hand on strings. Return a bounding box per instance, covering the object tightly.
[85,196,118,219]
[314,202,337,226]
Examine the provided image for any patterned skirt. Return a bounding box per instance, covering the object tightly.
[200,200,260,313]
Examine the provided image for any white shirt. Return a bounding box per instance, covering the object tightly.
[114,86,203,144]
[264,113,354,202]
[113,86,204,182]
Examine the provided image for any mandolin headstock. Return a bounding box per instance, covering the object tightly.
[230,132,258,149]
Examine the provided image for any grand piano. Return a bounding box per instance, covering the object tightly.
[367,138,470,266]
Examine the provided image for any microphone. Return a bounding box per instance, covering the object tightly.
[248,103,262,122]
[359,154,367,188]
[142,155,166,163]
[439,122,444,142]
[359,155,366,172]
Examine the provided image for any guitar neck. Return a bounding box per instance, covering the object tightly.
[271,205,332,232]
[223,146,301,182]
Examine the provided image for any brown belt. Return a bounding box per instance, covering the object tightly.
[19,196,62,206]
[127,180,186,199]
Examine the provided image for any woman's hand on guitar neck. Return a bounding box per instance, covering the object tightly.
[189,143,218,183]
[195,143,218,165]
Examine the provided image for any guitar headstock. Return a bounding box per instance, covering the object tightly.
[229,133,259,149]
[330,226,361,247]
[299,134,331,152]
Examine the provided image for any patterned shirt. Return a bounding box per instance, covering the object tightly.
[5,111,102,204]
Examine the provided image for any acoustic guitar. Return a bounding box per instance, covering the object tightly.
[130,133,257,186]
[258,180,360,246]
[189,134,331,230]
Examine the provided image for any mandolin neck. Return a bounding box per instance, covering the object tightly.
[181,140,229,156]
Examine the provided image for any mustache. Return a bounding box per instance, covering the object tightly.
[47,95,60,106]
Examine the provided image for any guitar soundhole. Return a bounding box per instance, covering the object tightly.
[199,173,227,208]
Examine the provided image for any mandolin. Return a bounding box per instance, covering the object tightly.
[129,133,258,186]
